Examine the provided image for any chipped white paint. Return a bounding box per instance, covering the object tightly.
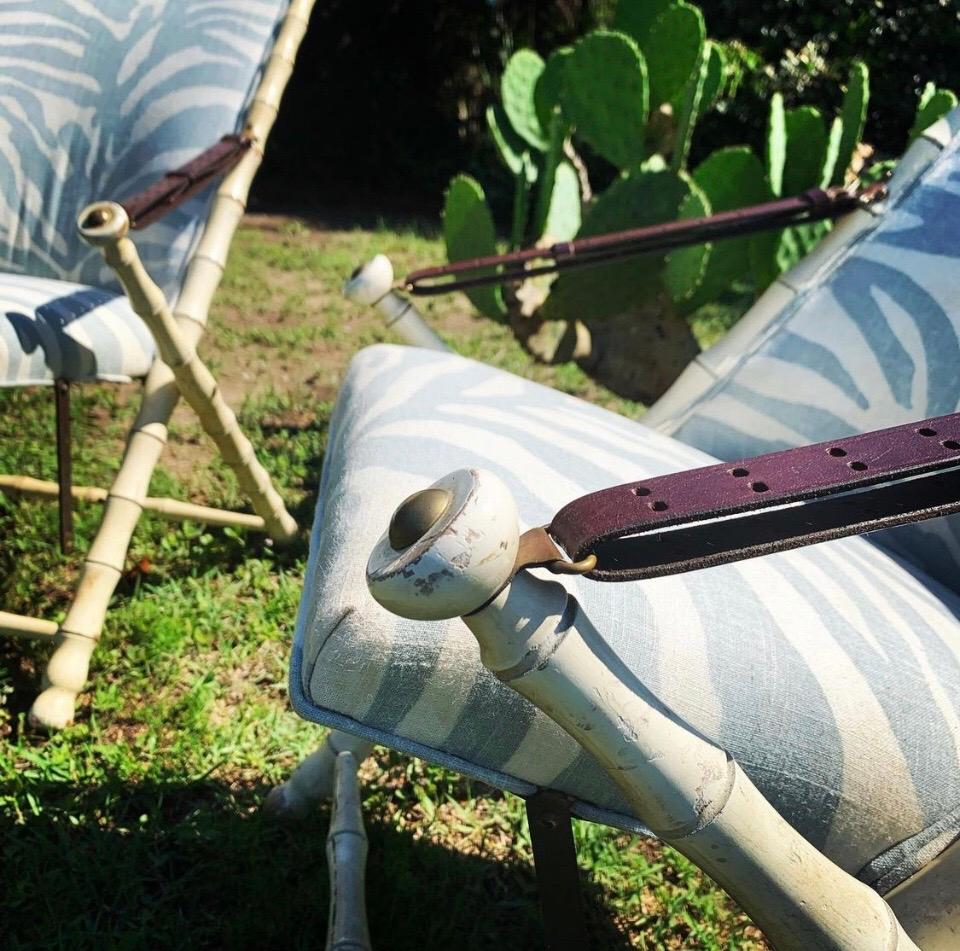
[368,469,922,951]
[367,468,519,622]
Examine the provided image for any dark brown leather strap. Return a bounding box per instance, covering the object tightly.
[545,413,960,581]
[404,181,888,296]
[122,134,252,230]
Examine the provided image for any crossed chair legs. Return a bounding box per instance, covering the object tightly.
[0,202,298,728]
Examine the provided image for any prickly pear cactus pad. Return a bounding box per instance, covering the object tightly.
[688,147,772,308]
[443,175,507,320]
[561,31,649,171]
[487,104,537,183]
[643,1,705,108]
[700,41,725,113]
[542,161,581,242]
[534,47,572,133]
[544,169,690,321]
[766,92,787,196]
[502,49,547,151]
[664,180,711,304]
[612,0,674,47]
[909,83,958,144]
[781,106,828,196]
[834,61,869,185]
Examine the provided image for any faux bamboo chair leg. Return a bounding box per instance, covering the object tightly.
[366,469,921,951]
[264,731,375,818]
[0,474,265,529]
[54,379,73,552]
[325,751,372,951]
[28,0,317,728]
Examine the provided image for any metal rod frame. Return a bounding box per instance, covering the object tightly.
[527,791,591,951]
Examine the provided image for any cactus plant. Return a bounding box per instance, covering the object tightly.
[643,1,705,109]
[439,0,888,403]
[502,50,548,151]
[560,31,649,171]
[833,61,869,185]
[908,82,959,144]
[545,170,691,321]
[612,0,674,47]
[534,47,572,133]
[443,175,506,321]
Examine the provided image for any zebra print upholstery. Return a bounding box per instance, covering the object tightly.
[292,343,960,895]
[0,274,155,385]
[646,109,960,595]
[0,0,289,303]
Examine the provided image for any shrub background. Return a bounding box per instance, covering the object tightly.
[258,0,958,212]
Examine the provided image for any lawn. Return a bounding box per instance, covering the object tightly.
[0,217,765,950]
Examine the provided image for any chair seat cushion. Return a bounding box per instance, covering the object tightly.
[0,273,155,385]
[292,344,960,895]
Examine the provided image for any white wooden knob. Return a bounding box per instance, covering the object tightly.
[366,468,519,621]
[343,254,394,305]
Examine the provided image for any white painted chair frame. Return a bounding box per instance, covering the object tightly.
[366,468,939,950]
[272,256,960,948]
[0,0,317,729]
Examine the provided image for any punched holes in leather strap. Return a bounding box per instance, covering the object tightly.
[549,412,960,581]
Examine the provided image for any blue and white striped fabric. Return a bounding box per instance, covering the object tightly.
[0,0,289,303]
[0,273,154,385]
[649,111,960,595]
[292,344,960,894]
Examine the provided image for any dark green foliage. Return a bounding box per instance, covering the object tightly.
[694,0,958,157]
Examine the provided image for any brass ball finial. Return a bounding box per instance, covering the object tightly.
[388,488,452,551]
[82,206,113,229]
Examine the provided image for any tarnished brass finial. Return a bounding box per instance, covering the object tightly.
[82,206,113,229]
[388,488,452,551]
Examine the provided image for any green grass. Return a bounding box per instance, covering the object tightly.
[0,218,764,950]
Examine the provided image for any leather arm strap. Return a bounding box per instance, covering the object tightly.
[404,181,888,296]
[121,134,252,230]
[525,413,960,581]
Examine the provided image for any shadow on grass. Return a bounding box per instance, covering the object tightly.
[1,771,631,950]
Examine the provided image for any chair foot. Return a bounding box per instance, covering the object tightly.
[29,684,80,730]
[29,634,97,729]
[264,730,374,819]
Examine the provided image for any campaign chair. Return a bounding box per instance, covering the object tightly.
[275,109,960,949]
[0,0,317,728]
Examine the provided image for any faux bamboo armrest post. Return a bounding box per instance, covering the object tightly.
[77,201,297,543]
[366,469,921,951]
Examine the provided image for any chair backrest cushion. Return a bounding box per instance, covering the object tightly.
[293,343,960,896]
[0,0,289,301]
[647,110,960,595]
